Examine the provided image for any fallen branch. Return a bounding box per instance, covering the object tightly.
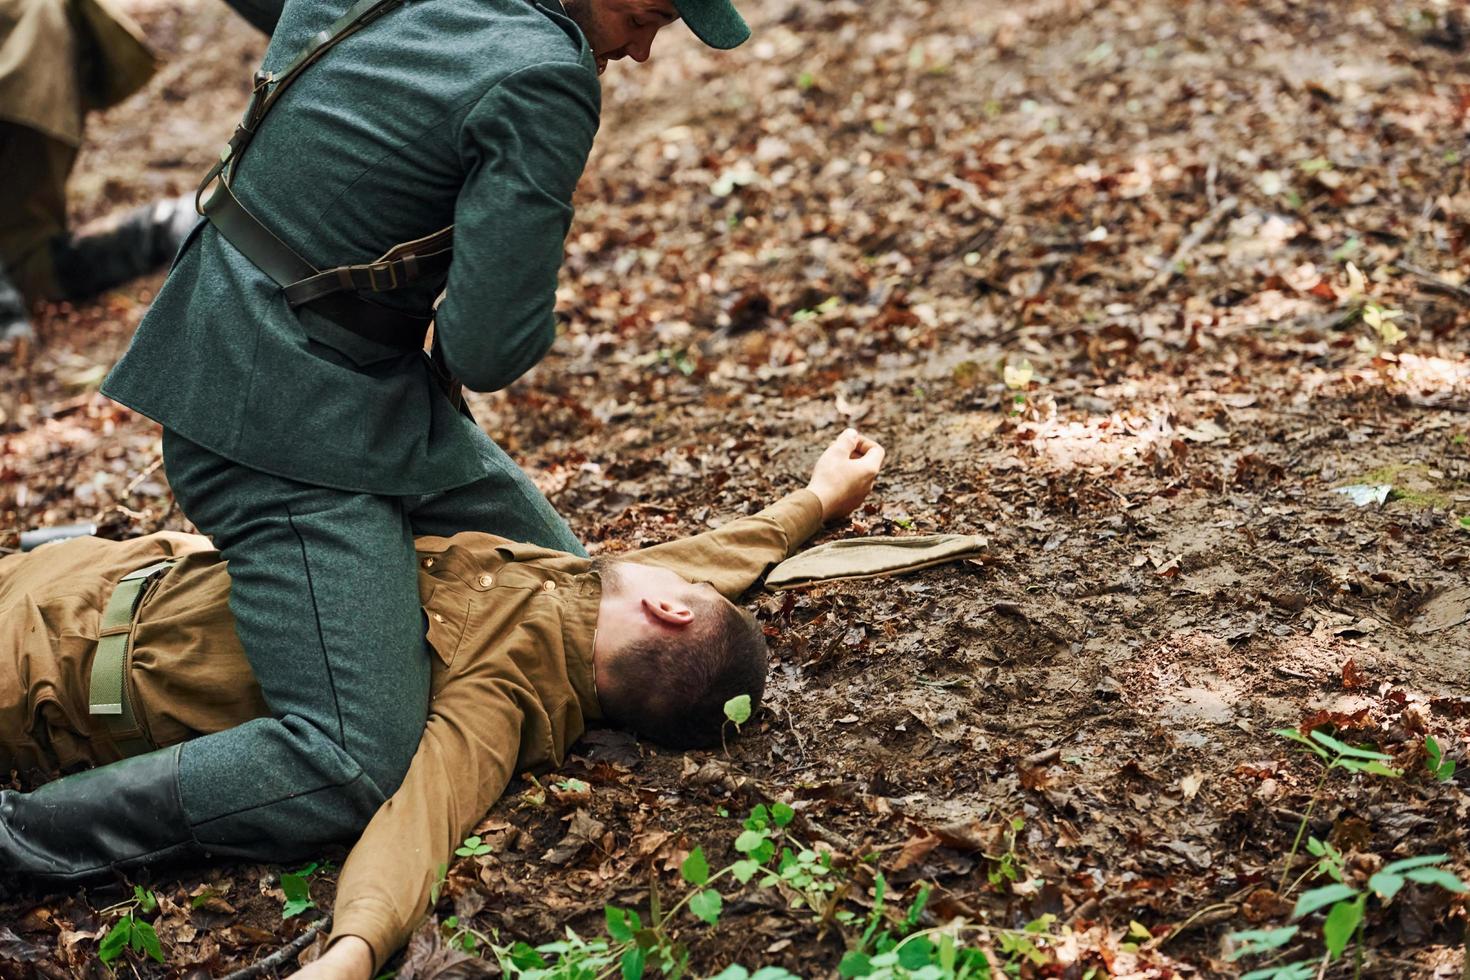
[1141,196,1239,298]
[218,914,333,980]
[1396,261,1470,306]
[1146,901,1237,950]
[1022,746,1062,768]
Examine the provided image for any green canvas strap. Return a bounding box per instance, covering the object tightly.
[89,560,176,757]
[193,0,456,352]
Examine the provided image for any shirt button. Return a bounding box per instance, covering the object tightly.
[542,580,556,592]
[478,573,494,588]
[423,558,435,569]
[433,612,445,623]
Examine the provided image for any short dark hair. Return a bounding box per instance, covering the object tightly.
[600,595,768,749]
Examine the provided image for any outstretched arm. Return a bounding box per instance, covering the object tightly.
[285,674,536,980]
[627,429,886,597]
[284,935,371,980]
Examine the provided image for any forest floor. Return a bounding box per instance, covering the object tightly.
[3,0,1470,977]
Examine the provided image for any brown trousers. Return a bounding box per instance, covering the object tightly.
[0,533,269,780]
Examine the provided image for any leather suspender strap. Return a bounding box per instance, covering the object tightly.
[282,226,455,307]
[196,0,409,197]
[89,560,176,758]
[194,0,456,351]
[205,178,437,349]
[204,178,316,287]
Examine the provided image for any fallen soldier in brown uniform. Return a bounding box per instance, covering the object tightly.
[0,429,885,980]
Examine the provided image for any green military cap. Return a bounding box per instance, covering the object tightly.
[673,0,750,49]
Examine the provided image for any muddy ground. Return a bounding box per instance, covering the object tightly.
[3,0,1469,977]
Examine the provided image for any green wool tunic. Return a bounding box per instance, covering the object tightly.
[102,0,601,495]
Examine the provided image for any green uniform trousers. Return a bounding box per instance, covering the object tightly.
[160,426,584,858]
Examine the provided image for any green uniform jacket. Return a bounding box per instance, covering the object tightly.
[102,0,600,495]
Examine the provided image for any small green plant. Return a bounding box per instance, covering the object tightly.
[986,817,1026,889]
[711,968,800,980]
[1271,727,1402,893]
[1425,736,1455,781]
[1362,303,1405,346]
[97,886,164,968]
[280,861,324,919]
[723,695,752,728]
[495,927,619,979]
[1229,855,1468,979]
[1338,263,1409,350]
[657,347,698,377]
[481,803,1071,979]
[722,694,752,751]
[791,296,841,323]
[1002,359,1032,415]
[456,834,494,858]
[442,914,484,955]
[1227,727,1466,979]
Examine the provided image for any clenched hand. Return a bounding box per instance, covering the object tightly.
[805,428,885,522]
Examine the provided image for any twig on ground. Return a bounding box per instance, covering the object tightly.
[119,455,164,497]
[217,914,333,980]
[1141,196,1239,298]
[1146,901,1238,950]
[774,700,807,767]
[1396,261,1470,306]
[1022,746,1061,768]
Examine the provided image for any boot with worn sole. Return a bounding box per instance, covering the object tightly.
[50,194,199,301]
[0,263,32,344]
[0,745,205,893]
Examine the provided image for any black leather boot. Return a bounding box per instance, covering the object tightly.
[50,194,198,301]
[0,745,205,891]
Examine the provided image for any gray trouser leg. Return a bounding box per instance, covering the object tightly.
[406,424,586,556]
[161,431,430,857]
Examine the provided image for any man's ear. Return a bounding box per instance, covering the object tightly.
[642,596,694,627]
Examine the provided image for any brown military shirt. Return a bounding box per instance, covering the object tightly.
[0,489,824,968]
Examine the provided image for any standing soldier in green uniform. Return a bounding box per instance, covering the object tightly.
[0,0,201,343]
[6,0,750,887]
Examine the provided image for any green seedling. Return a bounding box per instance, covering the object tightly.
[97,886,164,968]
[485,801,1049,979]
[722,694,753,752]
[1425,736,1455,781]
[280,861,323,919]
[723,695,752,728]
[1272,727,1401,893]
[1362,303,1405,346]
[1227,730,1466,980]
[987,816,1026,890]
[1233,855,1468,980]
[455,834,494,858]
[441,914,487,955]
